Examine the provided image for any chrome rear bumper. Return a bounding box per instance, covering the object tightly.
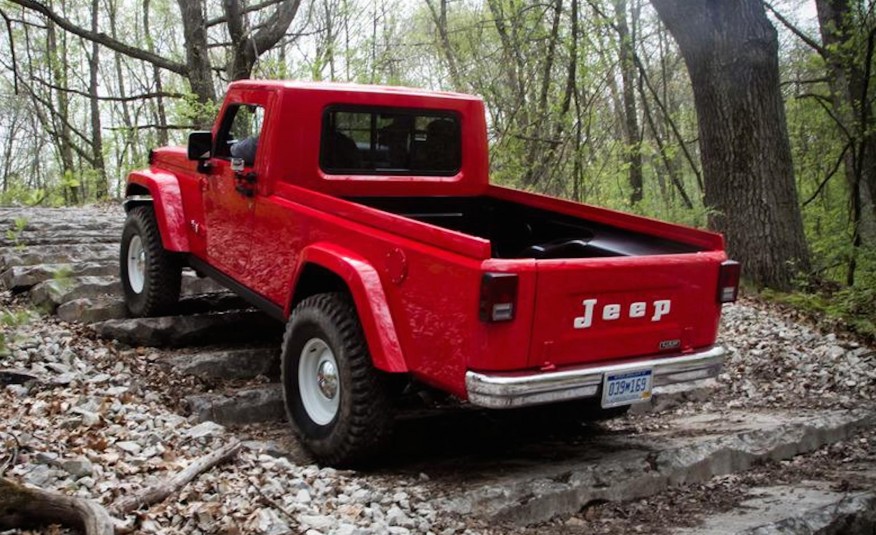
[465,346,725,409]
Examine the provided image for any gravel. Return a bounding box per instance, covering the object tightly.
[0,292,473,535]
[716,300,875,410]
[1,286,874,534]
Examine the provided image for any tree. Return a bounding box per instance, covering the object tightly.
[9,0,302,120]
[650,0,810,290]
[814,0,876,282]
[614,0,643,205]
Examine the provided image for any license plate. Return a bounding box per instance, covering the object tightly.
[601,369,653,408]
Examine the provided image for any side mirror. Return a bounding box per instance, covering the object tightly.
[187,131,213,161]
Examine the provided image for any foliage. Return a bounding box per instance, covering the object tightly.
[0,307,35,356]
[4,217,28,248]
[0,0,874,325]
[762,252,876,341]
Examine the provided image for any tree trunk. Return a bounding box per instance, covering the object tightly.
[815,0,876,248]
[89,0,107,198]
[177,0,216,124]
[425,0,463,91]
[45,8,78,204]
[650,0,810,290]
[615,0,643,204]
[224,0,301,81]
[143,0,169,146]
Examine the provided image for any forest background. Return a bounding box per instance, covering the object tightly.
[0,0,874,337]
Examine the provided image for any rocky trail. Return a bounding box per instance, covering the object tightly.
[1,205,874,535]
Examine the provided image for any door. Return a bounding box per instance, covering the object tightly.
[203,100,268,279]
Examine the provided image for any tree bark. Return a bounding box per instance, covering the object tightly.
[224,0,301,81]
[615,0,643,204]
[88,0,107,198]
[177,0,216,126]
[0,477,114,535]
[424,0,463,91]
[650,0,810,290]
[815,0,876,249]
[45,7,78,204]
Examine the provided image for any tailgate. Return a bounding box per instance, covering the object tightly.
[528,252,725,368]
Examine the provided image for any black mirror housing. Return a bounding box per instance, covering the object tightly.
[187,131,213,160]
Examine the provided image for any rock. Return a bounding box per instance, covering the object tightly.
[435,408,875,525]
[61,457,94,479]
[115,441,142,454]
[295,489,313,504]
[5,384,29,396]
[298,514,336,531]
[184,421,226,439]
[675,483,876,534]
[58,297,128,324]
[185,384,285,425]
[181,273,227,295]
[30,276,121,312]
[386,505,414,528]
[23,464,52,486]
[0,262,116,292]
[91,311,281,348]
[169,347,280,380]
[0,243,117,271]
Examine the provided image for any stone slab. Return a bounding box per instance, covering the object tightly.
[91,310,282,347]
[435,408,876,525]
[629,378,718,415]
[185,384,286,425]
[57,297,128,324]
[30,276,121,312]
[0,230,120,247]
[0,244,117,271]
[57,292,250,325]
[675,483,876,534]
[1,262,117,292]
[169,347,280,380]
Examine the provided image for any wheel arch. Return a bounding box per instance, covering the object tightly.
[288,244,407,373]
[124,171,189,252]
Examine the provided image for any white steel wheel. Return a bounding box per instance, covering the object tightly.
[298,337,341,425]
[126,234,146,294]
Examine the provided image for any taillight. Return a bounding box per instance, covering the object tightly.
[479,272,518,322]
[718,260,741,303]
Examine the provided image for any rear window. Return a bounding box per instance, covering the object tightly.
[320,107,461,175]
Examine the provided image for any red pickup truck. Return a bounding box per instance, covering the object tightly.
[121,80,739,465]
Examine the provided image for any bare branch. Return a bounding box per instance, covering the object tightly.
[28,74,185,102]
[206,0,285,27]
[111,441,241,515]
[7,0,187,74]
[802,141,852,206]
[762,1,826,56]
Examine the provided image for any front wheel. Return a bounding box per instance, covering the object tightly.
[120,206,182,317]
[281,293,393,466]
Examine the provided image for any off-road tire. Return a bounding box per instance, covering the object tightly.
[281,293,394,466]
[120,206,182,317]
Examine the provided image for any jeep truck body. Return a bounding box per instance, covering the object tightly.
[121,81,738,464]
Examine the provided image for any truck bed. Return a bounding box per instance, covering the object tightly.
[349,195,704,259]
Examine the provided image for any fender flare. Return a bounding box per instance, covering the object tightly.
[125,171,190,252]
[290,244,407,373]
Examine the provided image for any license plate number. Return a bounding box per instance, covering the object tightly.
[601,369,653,408]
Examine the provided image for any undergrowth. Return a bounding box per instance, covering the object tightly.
[759,248,876,344]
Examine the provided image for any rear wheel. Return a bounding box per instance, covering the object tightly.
[120,206,182,317]
[281,293,393,466]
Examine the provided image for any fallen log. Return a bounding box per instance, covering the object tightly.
[0,477,114,535]
[0,439,241,534]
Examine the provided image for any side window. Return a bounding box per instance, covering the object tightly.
[215,104,264,166]
[320,107,461,176]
